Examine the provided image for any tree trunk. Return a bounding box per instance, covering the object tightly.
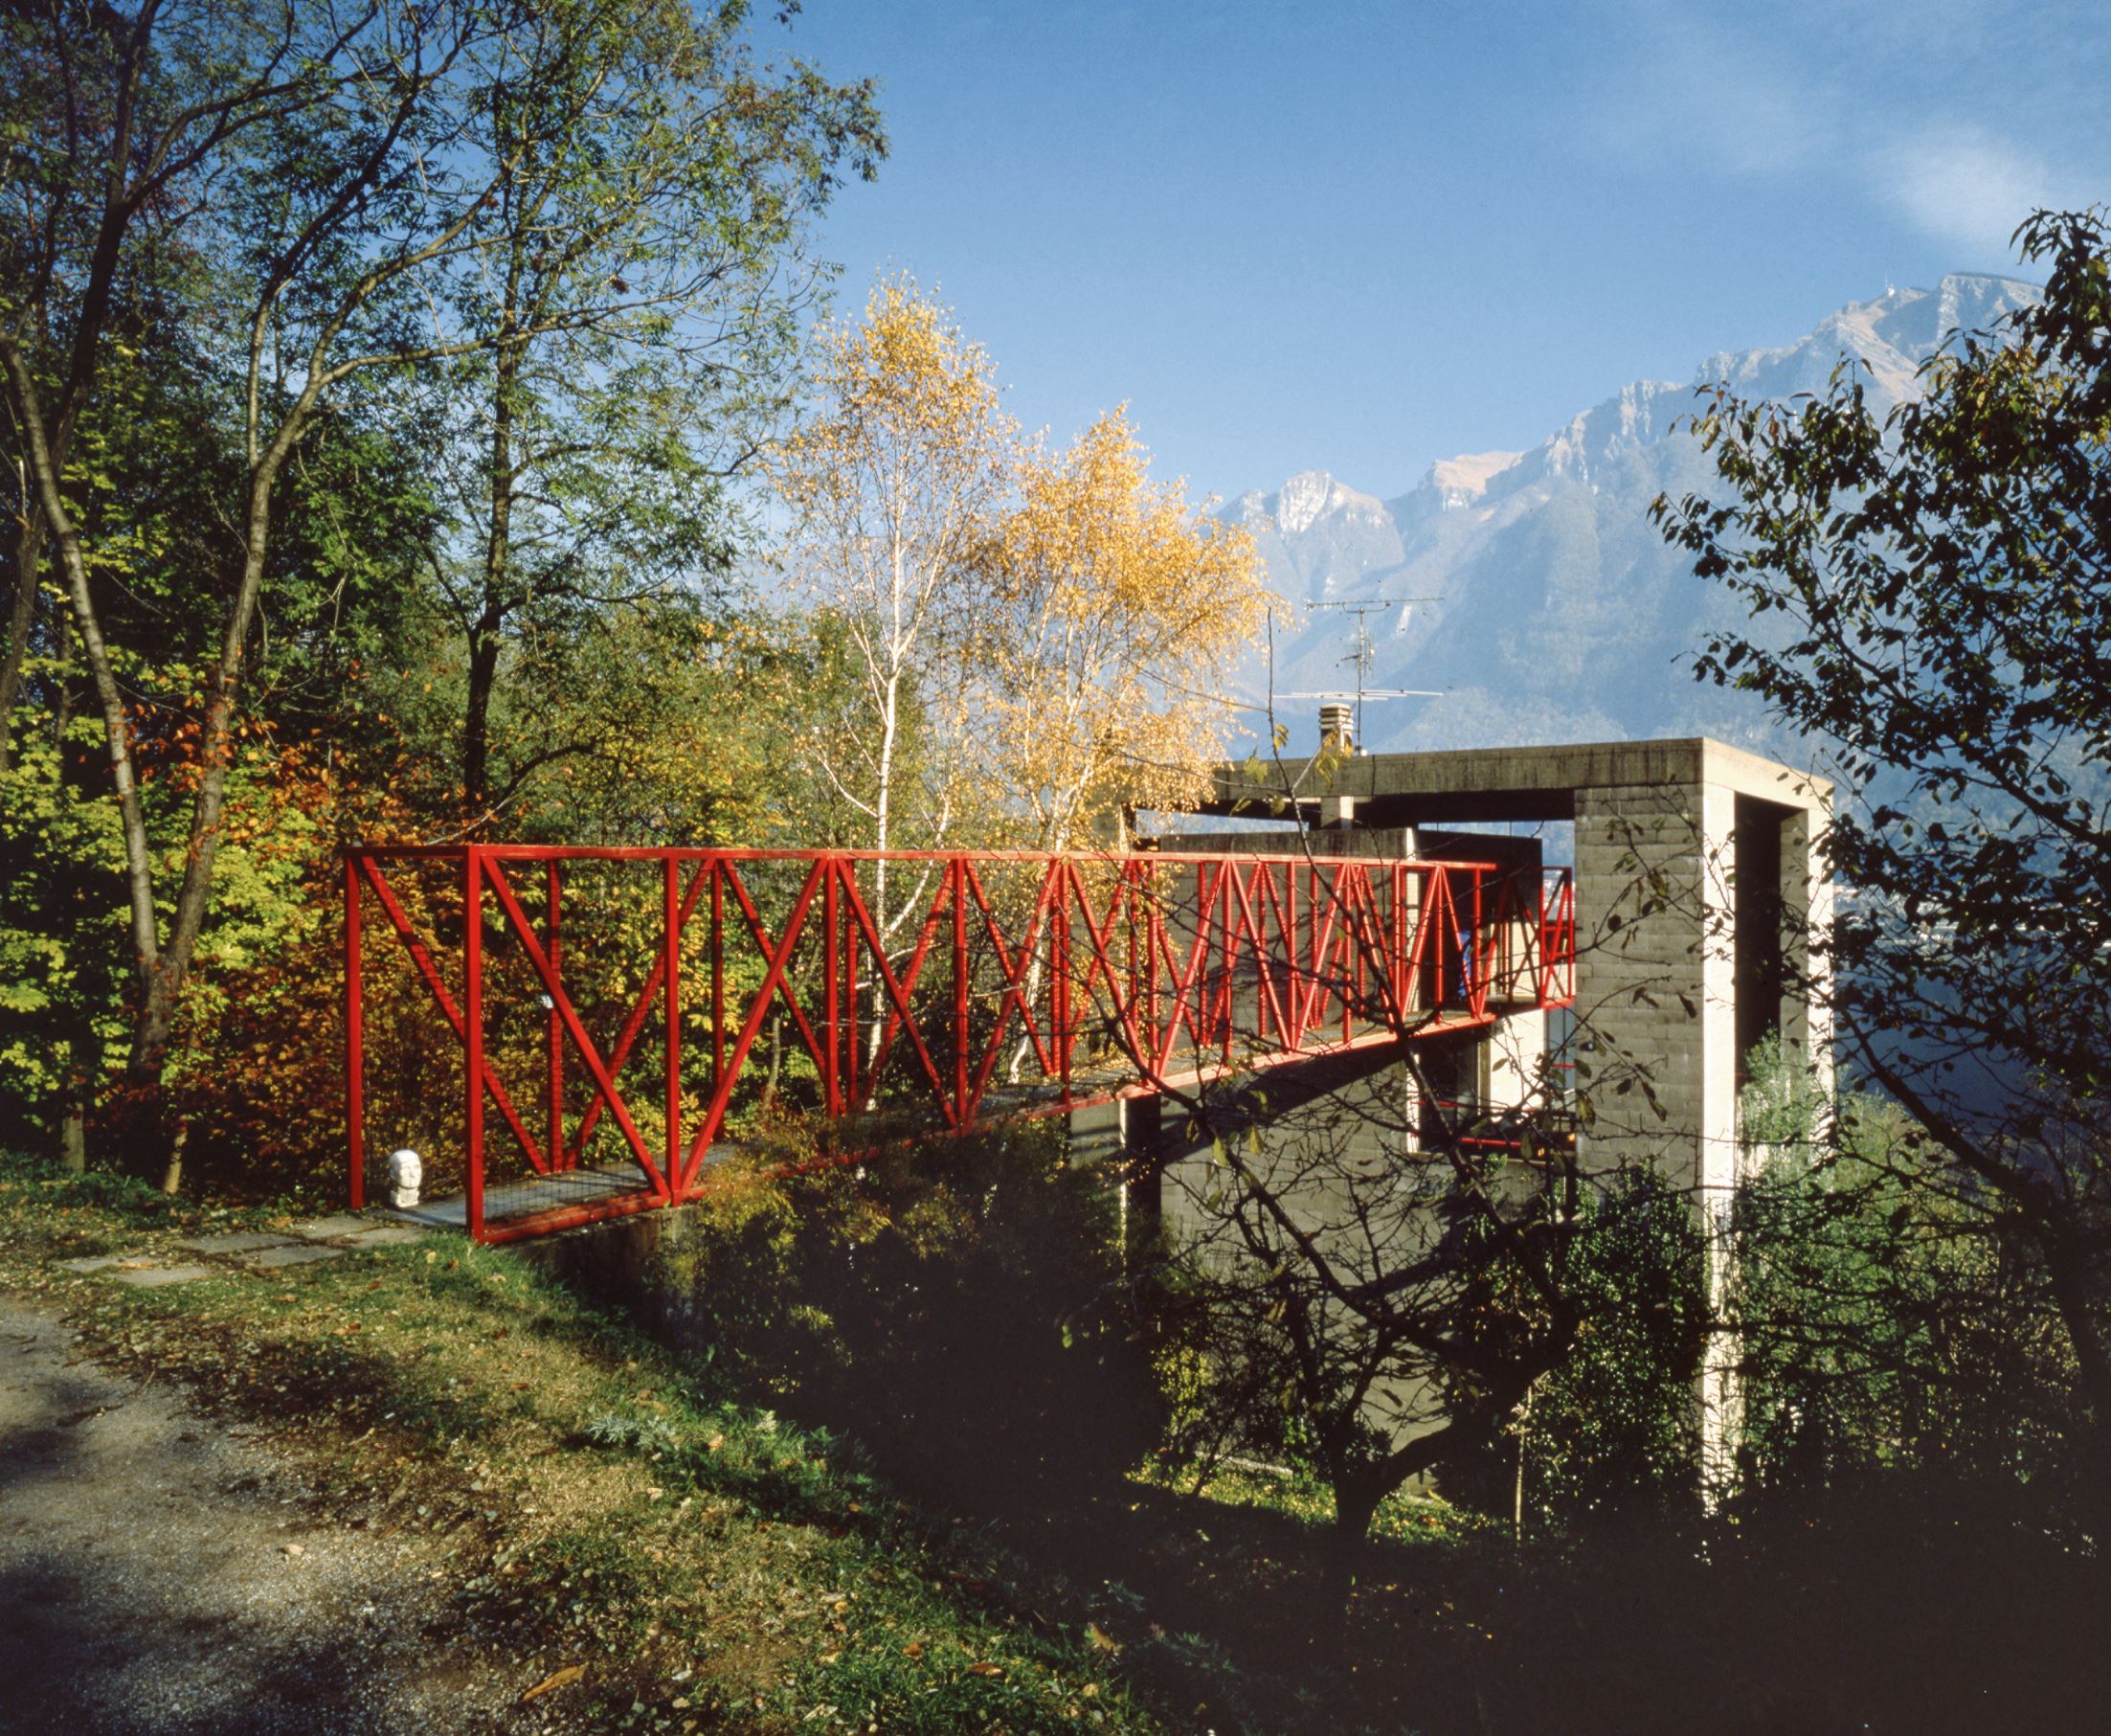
[462,620,504,829]
[861,665,901,1073]
[0,509,46,775]
[158,1119,188,1196]
[59,1090,86,1174]
[1324,1473,1384,1612]
[463,298,521,832]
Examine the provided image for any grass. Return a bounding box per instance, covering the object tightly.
[1132,1456,1496,1550]
[0,1154,1161,1734]
[11,1152,2111,1735]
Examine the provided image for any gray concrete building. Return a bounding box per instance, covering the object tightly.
[1161,735,1833,1488]
[1184,735,1832,1193]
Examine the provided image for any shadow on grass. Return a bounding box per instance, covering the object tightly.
[562,1129,2111,1736]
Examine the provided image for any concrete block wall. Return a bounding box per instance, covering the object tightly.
[1571,779,1738,1200]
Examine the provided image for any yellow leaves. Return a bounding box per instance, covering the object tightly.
[518,1663,586,1703]
[983,407,1277,842]
[775,276,1015,534]
[775,283,1276,855]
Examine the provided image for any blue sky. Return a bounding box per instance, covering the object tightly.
[775,0,2111,502]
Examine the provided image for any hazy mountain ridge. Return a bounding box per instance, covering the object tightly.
[1236,272,2043,761]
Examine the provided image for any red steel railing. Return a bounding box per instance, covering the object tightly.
[345,845,1575,1242]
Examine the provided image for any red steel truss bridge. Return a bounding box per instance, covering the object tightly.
[345,845,1576,1243]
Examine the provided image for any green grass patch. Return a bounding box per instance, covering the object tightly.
[1132,1455,1496,1548]
[0,1153,1162,1734]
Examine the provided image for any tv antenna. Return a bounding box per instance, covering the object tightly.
[1278,596,1443,751]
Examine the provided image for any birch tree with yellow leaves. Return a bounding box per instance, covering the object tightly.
[985,409,1270,853]
[773,281,1013,936]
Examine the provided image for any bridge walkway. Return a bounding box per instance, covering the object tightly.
[343,845,1575,1244]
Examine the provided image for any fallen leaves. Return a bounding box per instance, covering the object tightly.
[519,1663,586,1704]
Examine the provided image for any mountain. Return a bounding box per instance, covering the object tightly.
[1234,274,2042,760]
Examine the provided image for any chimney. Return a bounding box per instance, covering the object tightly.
[1319,701,1354,753]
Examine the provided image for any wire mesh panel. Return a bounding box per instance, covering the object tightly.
[345,845,1577,1242]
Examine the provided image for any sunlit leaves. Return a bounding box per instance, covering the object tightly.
[983,408,1273,849]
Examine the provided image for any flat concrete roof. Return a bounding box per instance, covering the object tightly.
[1197,736,1830,826]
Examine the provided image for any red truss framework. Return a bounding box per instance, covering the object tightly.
[345,845,1576,1243]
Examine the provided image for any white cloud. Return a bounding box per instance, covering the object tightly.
[1591,11,1838,177]
[1583,1,2108,264]
[1872,127,2059,260]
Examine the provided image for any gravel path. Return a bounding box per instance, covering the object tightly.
[0,1297,553,1735]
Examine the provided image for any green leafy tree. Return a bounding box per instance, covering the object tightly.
[1729,1040,2079,1505]
[417,0,880,829]
[2,0,880,1169]
[1510,1169,1706,1529]
[1654,207,2111,1522]
[0,244,436,1163]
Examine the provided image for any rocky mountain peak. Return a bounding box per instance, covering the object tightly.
[1425,450,1521,510]
[1231,269,2047,759]
[1271,469,1389,537]
[1694,271,2041,413]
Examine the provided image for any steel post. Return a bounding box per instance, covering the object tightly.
[464,845,484,1242]
[346,853,365,1209]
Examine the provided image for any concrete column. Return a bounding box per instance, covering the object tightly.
[1572,777,1746,1497]
[1695,781,1743,1499]
[1319,792,1357,829]
[1572,778,1719,1189]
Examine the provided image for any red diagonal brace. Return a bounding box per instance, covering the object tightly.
[358,856,548,1173]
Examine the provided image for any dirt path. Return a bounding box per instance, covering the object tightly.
[0,1297,555,1735]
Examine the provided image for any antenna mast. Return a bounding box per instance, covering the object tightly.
[1311,597,1440,747]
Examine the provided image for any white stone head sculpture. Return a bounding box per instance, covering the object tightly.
[387,1147,422,1210]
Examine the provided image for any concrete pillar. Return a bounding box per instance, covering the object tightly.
[1573,775,1840,1498]
[1571,778,1733,1190]
[1572,777,1744,1496]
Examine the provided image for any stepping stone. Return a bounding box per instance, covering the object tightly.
[289,1214,371,1242]
[339,1225,424,1248]
[112,1264,212,1287]
[245,1242,345,1270]
[55,1254,131,1274]
[178,1230,295,1255]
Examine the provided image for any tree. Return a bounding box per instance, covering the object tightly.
[2,0,879,1161]
[772,279,1014,936]
[422,0,879,830]
[1149,1040,1616,1556]
[986,407,1269,852]
[1726,1041,2079,1505]
[1653,207,2111,1525]
[0,323,435,1172]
